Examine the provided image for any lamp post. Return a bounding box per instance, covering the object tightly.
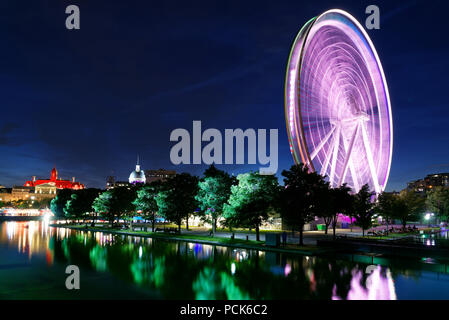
[425,213,431,227]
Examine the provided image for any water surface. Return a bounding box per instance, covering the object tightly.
[1,221,449,300]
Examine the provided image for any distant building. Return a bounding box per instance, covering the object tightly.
[106,176,116,189]
[106,161,175,188]
[25,167,85,190]
[129,158,146,185]
[0,185,55,203]
[115,181,131,188]
[407,173,449,193]
[145,169,176,184]
[35,183,57,195]
[106,178,131,190]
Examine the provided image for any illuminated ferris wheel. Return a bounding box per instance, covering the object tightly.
[285,9,393,194]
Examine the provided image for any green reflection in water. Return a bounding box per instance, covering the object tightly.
[89,245,108,272]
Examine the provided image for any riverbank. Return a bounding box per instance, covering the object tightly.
[318,228,449,259]
[0,216,49,222]
[50,223,330,256]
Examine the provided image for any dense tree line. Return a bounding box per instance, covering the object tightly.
[49,164,446,241]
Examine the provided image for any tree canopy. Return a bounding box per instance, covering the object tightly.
[155,173,199,232]
[133,181,162,231]
[426,186,449,223]
[196,166,235,235]
[353,184,375,236]
[92,186,137,226]
[279,164,328,245]
[223,172,279,241]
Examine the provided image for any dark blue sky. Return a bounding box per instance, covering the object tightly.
[0,0,448,191]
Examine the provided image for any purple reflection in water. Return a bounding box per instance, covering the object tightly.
[333,266,397,300]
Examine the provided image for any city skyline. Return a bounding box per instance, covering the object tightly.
[0,0,448,191]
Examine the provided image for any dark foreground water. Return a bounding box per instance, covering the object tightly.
[1,221,449,300]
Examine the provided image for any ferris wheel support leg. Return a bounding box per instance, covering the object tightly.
[360,121,381,194]
[339,123,359,187]
[329,125,341,187]
[320,131,337,177]
[340,126,360,192]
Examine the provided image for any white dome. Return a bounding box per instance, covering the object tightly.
[129,164,146,184]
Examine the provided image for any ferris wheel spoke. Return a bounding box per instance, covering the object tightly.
[309,125,336,161]
[329,125,341,187]
[360,121,381,193]
[338,123,359,187]
[320,128,338,176]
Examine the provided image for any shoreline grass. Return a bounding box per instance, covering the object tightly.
[50,223,325,255]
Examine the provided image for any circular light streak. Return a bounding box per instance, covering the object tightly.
[285,9,393,193]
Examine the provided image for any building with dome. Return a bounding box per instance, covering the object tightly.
[128,158,146,185]
[106,158,176,189]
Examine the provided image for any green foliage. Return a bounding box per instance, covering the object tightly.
[426,186,449,223]
[64,194,80,219]
[155,173,199,231]
[318,184,353,237]
[353,184,375,236]
[50,189,74,218]
[223,172,279,240]
[376,190,424,228]
[196,166,235,234]
[64,189,102,220]
[133,182,162,230]
[396,190,425,225]
[375,192,396,223]
[92,186,137,225]
[279,164,328,244]
[133,183,160,216]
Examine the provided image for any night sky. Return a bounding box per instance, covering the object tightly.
[0,0,448,191]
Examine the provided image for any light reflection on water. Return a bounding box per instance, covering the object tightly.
[2,221,448,300]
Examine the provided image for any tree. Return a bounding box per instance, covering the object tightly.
[375,192,396,234]
[50,189,74,218]
[64,194,81,221]
[426,186,449,224]
[64,189,101,224]
[279,164,327,245]
[395,189,425,228]
[92,187,136,227]
[315,183,333,235]
[329,184,353,239]
[353,184,375,237]
[223,172,279,241]
[196,166,235,235]
[133,181,161,232]
[155,173,199,233]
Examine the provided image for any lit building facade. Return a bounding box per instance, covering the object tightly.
[407,173,449,193]
[0,186,55,203]
[24,167,85,190]
[145,169,176,184]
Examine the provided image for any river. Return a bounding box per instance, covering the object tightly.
[1,220,449,300]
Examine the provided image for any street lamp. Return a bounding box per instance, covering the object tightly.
[425,213,435,227]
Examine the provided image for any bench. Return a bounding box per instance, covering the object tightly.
[155,227,179,234]
[165,227,179,234]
